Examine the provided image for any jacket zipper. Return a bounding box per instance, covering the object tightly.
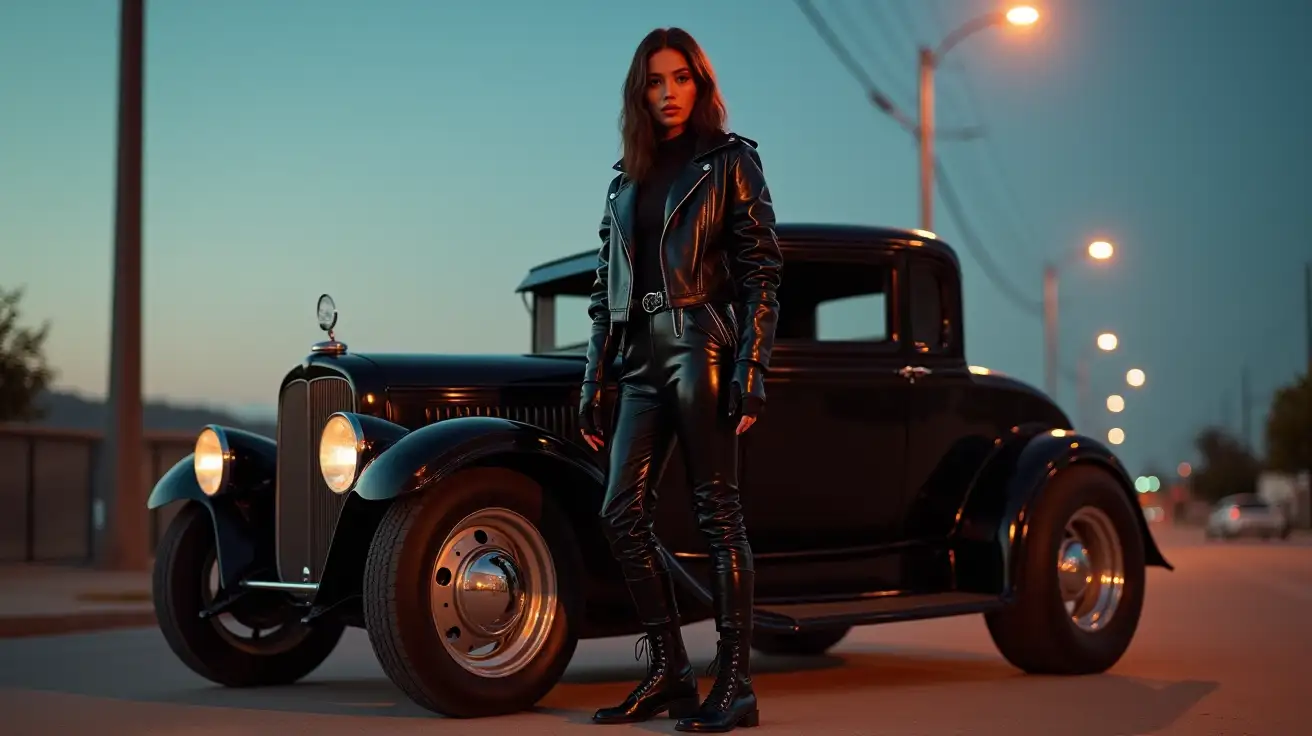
[658,168,710,326]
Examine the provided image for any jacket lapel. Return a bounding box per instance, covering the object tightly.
[609,178,637,256]
[663,160,711,228]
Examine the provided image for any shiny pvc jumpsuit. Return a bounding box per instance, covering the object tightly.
[584,130,781,730]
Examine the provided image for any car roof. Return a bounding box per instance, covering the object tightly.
[515,222,958,295]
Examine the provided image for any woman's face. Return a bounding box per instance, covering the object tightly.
[645,48,697,136]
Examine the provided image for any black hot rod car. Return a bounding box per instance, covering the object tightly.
[147,223,1170,718]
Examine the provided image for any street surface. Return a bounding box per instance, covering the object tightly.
[1,525,1308,735]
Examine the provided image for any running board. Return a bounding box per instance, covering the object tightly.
[753,592,1005,633]
[656,544,1005,633]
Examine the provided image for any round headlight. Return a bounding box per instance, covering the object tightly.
[320,414,361,494]
[194,428,228,496]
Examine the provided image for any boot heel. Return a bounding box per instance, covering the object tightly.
[667,696,700,719]
[739,708,760,727]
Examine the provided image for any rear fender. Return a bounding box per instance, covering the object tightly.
[147,453,276,590]
[953,427,1172,596]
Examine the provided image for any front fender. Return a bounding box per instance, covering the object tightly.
[352,415,604,501]
[953,428,1171,596]
[146,446,276,590]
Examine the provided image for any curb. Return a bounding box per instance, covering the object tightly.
[0,610,157,639]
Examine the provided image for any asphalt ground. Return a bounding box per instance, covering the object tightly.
[0,525,1308,735]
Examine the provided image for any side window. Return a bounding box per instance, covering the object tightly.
[554,295,592,349]
[774,260,893,343]
[816,292,888,342]
[908,261,946,353]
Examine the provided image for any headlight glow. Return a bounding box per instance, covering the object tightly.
[320,414,362,494]
[193,428,227,496]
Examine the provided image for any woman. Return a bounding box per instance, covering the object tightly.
[578,27,782,733]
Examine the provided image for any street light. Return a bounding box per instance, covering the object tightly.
[917,6,1040,231]
[1107,394,1125,413]
[1006,6,1041,25]
[1108,427,1125,445]
[1075,331,1117,431]
[1127,368,1146,388]
[1044,240,1116,399]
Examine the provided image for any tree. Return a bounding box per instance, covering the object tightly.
[0,286,56,422]
[1265,372,1312,476]
[1190,426,1261,504]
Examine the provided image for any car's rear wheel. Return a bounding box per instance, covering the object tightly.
[752,626,850,656]
[152,502,345,687]
[985,464,1146,675]
[363,467,582,718]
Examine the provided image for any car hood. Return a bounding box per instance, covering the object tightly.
[351,352,587,388]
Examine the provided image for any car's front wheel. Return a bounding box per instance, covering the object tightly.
[152,502,345,687]
[363,467,582,718]
[985,464,1146,675]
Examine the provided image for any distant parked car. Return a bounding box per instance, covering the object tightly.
[1204,494,1291,540]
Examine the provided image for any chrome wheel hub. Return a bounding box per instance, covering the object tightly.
[1057,506,1125,632]
[457,549,525,638]
[429,507,557,678]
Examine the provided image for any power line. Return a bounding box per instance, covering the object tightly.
[793,0,1042,316]
[935,159,1043,314]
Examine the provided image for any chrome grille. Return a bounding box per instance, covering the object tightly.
[427,403,575,440]
[275,377,355,584]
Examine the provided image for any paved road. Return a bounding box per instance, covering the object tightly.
[1,526,1308,735]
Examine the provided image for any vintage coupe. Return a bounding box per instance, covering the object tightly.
[147,223,1171,718]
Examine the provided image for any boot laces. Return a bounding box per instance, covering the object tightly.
[703,638,741,708]
[628,633,665,698]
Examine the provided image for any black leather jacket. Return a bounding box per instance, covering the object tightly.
[582,131,784,397]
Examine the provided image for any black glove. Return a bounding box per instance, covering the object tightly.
[729,360,766,422]
[579,381,604,439]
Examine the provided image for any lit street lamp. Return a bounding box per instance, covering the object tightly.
[1044,239,1115,399]
[1127,368,1147,388]
[1075,331,1118,431]
[1108,427,1126,445]
[916,6,1038,231]
[1106,394,1125,413]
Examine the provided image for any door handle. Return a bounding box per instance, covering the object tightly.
[898,365,933,382]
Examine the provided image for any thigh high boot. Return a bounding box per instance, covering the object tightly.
[664,305,759,732]
[593,321,699,724]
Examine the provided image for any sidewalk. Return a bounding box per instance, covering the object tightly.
[0,563,156,639]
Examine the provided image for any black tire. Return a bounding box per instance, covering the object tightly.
[752,627,850,656]
[152,501,345,687]
[362,467,583,718]
[984,464,1146,675]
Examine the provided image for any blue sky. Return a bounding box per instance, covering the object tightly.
[2,0,1309,475]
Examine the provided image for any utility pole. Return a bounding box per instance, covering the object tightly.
[1043,263,1059,400]
[1305,262,1311,374]
[94,0,147,571]
[917,47,935,231]
[1240,365,1251,450]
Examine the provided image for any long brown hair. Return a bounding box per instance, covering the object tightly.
[620,28,728,181]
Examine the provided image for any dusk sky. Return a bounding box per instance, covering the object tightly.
[3,0,1309,476]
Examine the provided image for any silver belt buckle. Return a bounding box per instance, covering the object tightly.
[641,292,664,313]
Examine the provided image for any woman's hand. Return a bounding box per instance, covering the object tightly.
[729,363,766,435]
[579,382,605,451]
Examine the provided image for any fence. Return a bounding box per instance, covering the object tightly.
[0,423,196,564]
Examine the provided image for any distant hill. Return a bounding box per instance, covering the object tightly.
[24,390,277,437]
